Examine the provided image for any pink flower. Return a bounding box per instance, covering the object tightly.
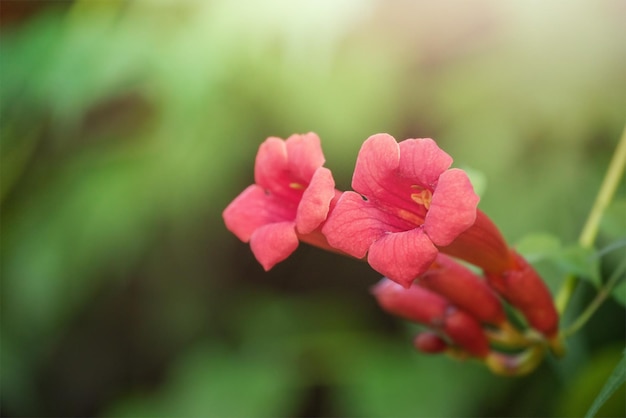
[223,133,338,270]
[322,134,479,288]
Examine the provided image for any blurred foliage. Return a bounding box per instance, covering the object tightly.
[555,346,625,417]
[515,232,601,293]
[1,0,625,416]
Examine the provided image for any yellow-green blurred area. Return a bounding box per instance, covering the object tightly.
[2,0,625,416]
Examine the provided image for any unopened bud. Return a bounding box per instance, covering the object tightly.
[372,278,447,325]
[413,332,448,354]
[418,254,506,325]
[485,251,559,338]
[373,279,492,358]
[443,308,491,358]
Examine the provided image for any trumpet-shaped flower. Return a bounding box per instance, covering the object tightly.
[223,133,337,270]
[323,134,479,287]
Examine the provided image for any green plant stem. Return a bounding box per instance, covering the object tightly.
[555,124,626,315]
[562,258,626,337]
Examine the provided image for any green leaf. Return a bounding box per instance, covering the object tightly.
[515,234,603,292]
[585,350,626,418]
[608,257,626,307]
[558,245,601,288]
[515,232,562,263]
[515,235,602,287]
[600,199,626,240]
[612,279,626,307]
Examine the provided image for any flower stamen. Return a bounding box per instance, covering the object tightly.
[411,186,432,209]
[398,209,424,226]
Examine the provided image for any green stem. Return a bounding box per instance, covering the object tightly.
[562,258,626,337]
[555,123,626,315]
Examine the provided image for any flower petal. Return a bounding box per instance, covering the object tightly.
[286,132,326,183]
[398,138,453,187]
[425,168,479,246]
[368,228,439,288]
[351,133,400,198]
[296,167,336,234]
[321,191,390,258]
[254,137,290,191]
[223,185,295,242]
[250,221,299,271]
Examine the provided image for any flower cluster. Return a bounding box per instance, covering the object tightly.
[223,132,562,376]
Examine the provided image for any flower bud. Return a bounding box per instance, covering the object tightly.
[373,279,491,358]
[372,278,447,325]
[413,332,448,354]
[417,254,506,325]
[443,308,491,358]
[485,251,559,338]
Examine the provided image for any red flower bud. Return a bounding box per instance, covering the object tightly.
[372,278,447,325]
[417,254,506,325]
[413,332,448,354]
[443,308,491,358]
[373,279,491,358]
[485,251,559,338]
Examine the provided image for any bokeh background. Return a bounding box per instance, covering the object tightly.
[2,0,625,416]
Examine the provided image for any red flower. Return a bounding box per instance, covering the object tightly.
[323,134,479,287]
[223,133,338,270]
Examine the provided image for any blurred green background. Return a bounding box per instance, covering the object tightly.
[1,0,625,416]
